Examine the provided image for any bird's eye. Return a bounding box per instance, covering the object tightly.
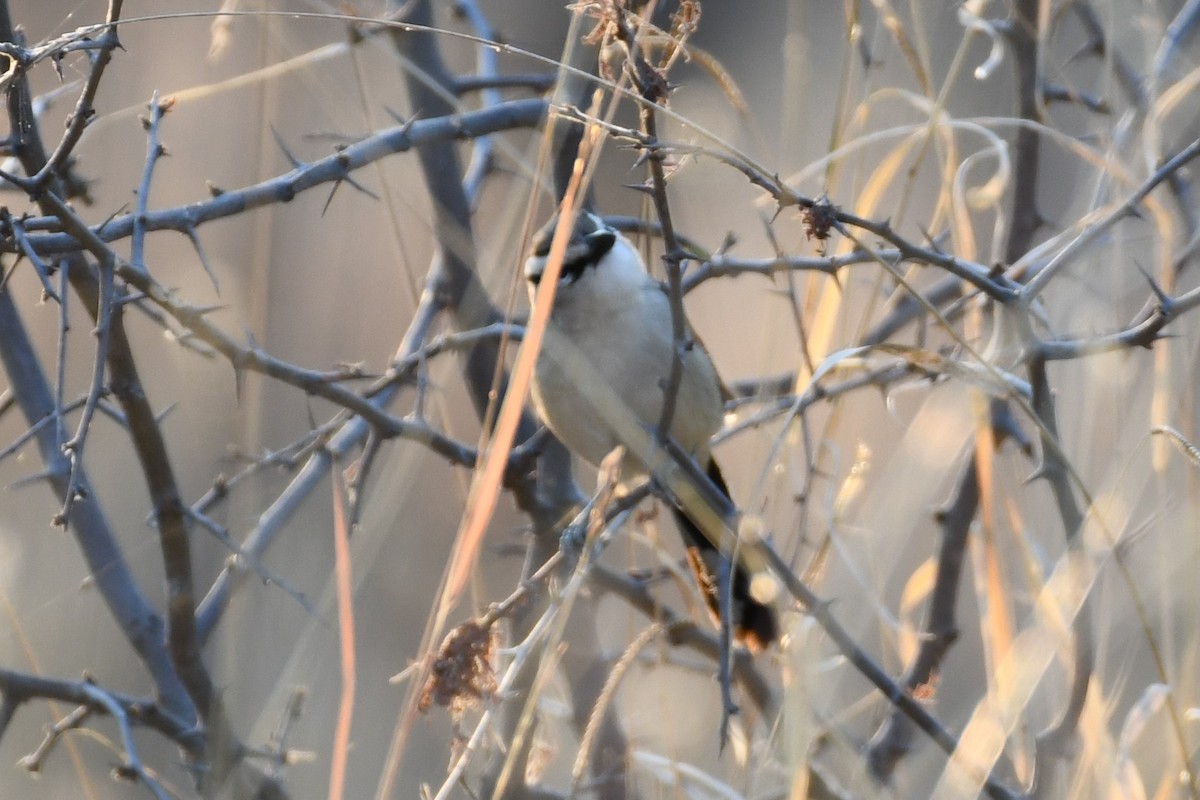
[560,254,593,284]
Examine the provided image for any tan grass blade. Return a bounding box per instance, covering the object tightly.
[930,489,1139,798]
[328,473,356,800]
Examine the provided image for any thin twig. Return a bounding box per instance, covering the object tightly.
[4,99,548,257]
[0,0,197,727]
[26,1,124,191]
[1021,138,1200,300]
[57,222,113,527]
[130,92,169,272]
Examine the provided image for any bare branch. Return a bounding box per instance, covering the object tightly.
[5,99,547,256]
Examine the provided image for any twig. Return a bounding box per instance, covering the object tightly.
[4,99,548,257]
[1021,138,1200,300]
[57,219,113,527]
[369,322,525,398]
[78,682,172,800]
[130,92,170,272]
[684,249,861,290]
[568,623,662,794]
[0,0,197,727]
[586,563,776,718]
[867,455,980,779]
[184,506,312,615]
[0,668,200,754]
[16,704,90,774]
[36,189,484,462]
[554,105,1020,301]
[26,1,124,191]
[1036,281,1200,359]
[260,687,309,779]
[4,212,59,301]
[53,258,68,453]
[452,72,556,94]
[194,302,442,643]
[652,430,1023,799]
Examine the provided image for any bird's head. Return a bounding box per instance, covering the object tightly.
[524,212,647,298]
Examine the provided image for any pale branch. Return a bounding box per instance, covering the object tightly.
[715,361,920,445]
[867,454,980,780]
[1004,0,1092,773]
[3,211,58,301]
[1,5,287,792]
[2,98,547,256]
[0,0,196,727]
[452,72,556,94]
[76,682,172,800]
[0,668,200,756]
[655,436,1024,800]
[1036,282,1200,359]
[182,505,313,618]
[39,188,485,464]
[831,207,1019,302]
[553,107,1020,301]
[1071,0,1198,241]
[52,262,67,460]
[1151,0,1200,100]
[684,249,868,288]
[25,1,123,192]
[130,91,170,272]
[368,322,524,398]
[14,705,89,776]
[1021,137,1200,300]
[0,393,89,464]
[389,6,588,798]
[568,623,661,796]
[196,85,518,646]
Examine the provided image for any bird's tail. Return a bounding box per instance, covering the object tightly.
[672,459,778,652]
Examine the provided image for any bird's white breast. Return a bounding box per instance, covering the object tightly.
[529,236,724,471]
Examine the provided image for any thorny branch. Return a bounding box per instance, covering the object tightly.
[4,5,253,785]
[1,99,547,255]
[1,2,1198,799]
[0,0,207,750]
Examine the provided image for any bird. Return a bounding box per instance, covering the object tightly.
[524,210,778,652]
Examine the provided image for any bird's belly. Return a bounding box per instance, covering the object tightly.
[532,307,722,469]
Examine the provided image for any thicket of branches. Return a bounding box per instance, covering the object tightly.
[0,1,1198,799]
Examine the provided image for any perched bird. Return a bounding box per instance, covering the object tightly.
[524,211,777,651]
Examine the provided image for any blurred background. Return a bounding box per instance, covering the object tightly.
[1,1,1198,798]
